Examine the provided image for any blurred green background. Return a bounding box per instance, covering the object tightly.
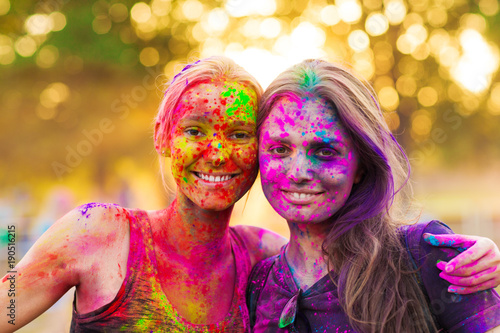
[1,0,499,331]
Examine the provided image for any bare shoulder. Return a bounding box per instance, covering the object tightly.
[0,203,132,331]
[20,202,130,274]
[232,225,287,267]
[68,202,130,241]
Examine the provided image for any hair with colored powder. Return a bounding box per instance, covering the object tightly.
[258,59,436,333]
[155,55,263,191]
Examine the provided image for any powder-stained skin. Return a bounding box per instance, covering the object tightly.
[259,94,362,225]
[170,80,259,211]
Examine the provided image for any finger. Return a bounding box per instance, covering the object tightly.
[447,255,494,277]
[446,248,496,274]
[439,266,497,286]
[423,233,477,250]
[448,278,499,294]
[436,260,447,271]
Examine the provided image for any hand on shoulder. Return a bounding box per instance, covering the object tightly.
[423,231,500,294]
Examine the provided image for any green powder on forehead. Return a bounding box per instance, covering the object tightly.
[220,85,256,121]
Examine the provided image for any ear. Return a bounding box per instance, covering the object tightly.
[354,167,363,184]
[154,122,171,157]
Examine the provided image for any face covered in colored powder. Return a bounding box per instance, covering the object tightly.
[169,80,259,211]
[259,94,362,224]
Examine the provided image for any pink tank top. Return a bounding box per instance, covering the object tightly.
[70,209,252,332]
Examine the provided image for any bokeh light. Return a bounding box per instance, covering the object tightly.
[348,30,370,52]
[0,0,10,15]
[39,82,70,108]
[131,2,152,23]
[451,29,499,94]
[49,12,67,31]
[25,14,53,35]
[140,46,160,66]
[385,0,406,24]
[225,0,276,17]
[109,3,129,22]
[36,45,59,68]
[365,13,389,36]
[320,5,340,26]
[338,0,362,23]
[14,36,37,57]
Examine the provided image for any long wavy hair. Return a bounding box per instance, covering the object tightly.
[155,56,263,190]
[258,59,436,333]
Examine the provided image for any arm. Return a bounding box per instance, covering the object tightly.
[423,233,500,294]
[0,203,125,332]
[410,221,500,332]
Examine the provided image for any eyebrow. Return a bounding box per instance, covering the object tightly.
[178,115,210,124]
[266,135,344,147]
[226,119,256,127]
[178,116,255,127]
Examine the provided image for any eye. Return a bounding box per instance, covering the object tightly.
[184,128,205,138]
[229,131,251,140]
[269,145,291,156]
[314,148,337,159]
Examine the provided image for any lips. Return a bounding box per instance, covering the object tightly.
[193,171,237,183]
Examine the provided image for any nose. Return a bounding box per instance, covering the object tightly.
[205,137,229,167]
[286,151,313,183]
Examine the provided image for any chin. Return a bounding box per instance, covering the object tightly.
[272,203,336,225]
[193,196,237,212]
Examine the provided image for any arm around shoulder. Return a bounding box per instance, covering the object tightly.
[411,221,500,332]
[0,202,127,332]
[233,224,287,268]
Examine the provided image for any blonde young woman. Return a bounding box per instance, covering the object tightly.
[0,56,285,332]
[0,57,498,333]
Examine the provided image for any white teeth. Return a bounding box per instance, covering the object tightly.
[197,173,232,182]
[291,192,314,199]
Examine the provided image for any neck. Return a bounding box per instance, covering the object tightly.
[154,193,234,266]
[285,221,330,289]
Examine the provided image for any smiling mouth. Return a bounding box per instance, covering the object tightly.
[193,172,237,183]
[289,192,317,200]
[281,190,324,203]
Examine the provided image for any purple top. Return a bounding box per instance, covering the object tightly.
[248,221,500,333]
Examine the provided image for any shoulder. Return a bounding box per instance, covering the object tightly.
[400,220,453,239]
[62,202,130,241]
[401,220,455,264]
[403,222,500,330]
[43,202,131,264]
[14,203,132,290]
[231,225,287,268]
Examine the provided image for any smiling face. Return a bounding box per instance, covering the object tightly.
[259,94,362,224]
[169,80,259,210]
